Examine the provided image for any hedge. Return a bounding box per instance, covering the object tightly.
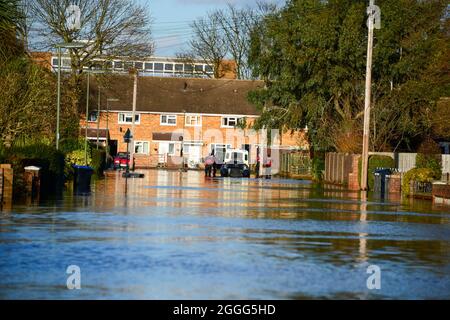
[402,168,435,196]
[2,144,65,196]
[359,155,395,190]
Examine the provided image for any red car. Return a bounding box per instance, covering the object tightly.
[113,152,133,170]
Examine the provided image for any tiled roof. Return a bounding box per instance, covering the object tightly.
[88,75,264,116]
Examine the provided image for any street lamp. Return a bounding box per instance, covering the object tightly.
[55,42,85,150]
[106,98,119,167]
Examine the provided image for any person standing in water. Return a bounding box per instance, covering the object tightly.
[204,153,215,177]
[255,147,261,178]
[264,149,272,179]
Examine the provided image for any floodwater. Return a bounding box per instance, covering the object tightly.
[0,170,449,299]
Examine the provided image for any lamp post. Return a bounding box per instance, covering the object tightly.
[55,42,85,150]
[106,98,119,167]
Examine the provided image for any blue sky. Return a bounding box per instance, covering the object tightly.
[144,0,284,56]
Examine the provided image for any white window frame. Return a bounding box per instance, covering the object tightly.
[185,114,202,127]
[221,116,242,128]
[210,144,232,153]
[160,114,177,126]
[134,141,149,155]
[87,111,99,123]
[118,112,140,124]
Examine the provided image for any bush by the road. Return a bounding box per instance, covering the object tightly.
[91,149,106,177]
[416,137,442,180]
[359,155,395,190]
[2,144,65,196]
[402,168,436,196]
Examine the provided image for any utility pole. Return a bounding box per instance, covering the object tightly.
[106,98,119,168]
[361,0,380,191]
[96,86,101,149]
[130,69,138,171]
[56,46,62,151]
[181,110,186,172]
[84,70,90,165]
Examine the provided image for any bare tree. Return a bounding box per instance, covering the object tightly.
[216,4,255,79]
[187,1,278,80]
[26,0,153,139]
[189,11,228,79]
[28,0,153,68]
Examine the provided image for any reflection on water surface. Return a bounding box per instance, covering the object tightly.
[0,170,449,299]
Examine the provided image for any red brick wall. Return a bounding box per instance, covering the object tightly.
[81,112,309,168]
[433,184,450,199]
[387,174,401,193]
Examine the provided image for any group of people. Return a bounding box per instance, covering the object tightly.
[255,150,272,179]
[203,147,272,179]
[204,153,217,177]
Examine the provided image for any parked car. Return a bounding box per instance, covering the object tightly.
[220,149,250,178]
[113,152,133,170]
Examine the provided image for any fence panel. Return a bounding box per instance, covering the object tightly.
[397,153,417,173]
[442,155,450,174]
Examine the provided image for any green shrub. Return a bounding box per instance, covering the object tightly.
[2,144,65,195]
[359,155,395,190]
[415,136,442,179]
[312,156,325,181]
[402,168,436,196]
[91,149,106,177]
[59,137,86,154]
[65,149,91,179]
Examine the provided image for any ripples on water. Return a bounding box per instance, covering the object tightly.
[0,170,449,299]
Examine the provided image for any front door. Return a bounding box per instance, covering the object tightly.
[187,145,201,168]
[158,142,169,163]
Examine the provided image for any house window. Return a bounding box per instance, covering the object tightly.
[88,111,99,122]
[124,61,133,70]
[135,62,143,70]
[185,115,201,126]
[134,141,149,154]
[165,63,174,71]
[118,113,140,124]
[175,64,183,72]
[144,62,153,70]
[160,114,177,126]
[205,65,213,73]
[154,63,164,71]
[221,116,242,128]
[194,65,203,72]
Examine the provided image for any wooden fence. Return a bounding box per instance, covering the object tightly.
[324,153,360,186]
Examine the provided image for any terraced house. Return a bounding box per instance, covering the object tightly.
[81,75,309,169]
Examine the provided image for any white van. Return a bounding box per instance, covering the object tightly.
[223,149,249,166]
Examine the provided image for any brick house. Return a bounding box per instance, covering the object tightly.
[81,75,309,169]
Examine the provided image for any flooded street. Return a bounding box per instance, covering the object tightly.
[0,170,449,299]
